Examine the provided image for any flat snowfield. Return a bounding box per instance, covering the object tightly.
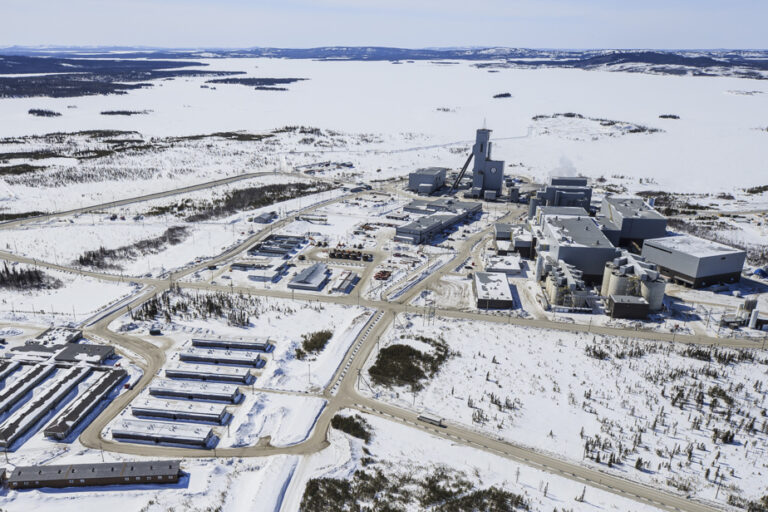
[1,58,766,191]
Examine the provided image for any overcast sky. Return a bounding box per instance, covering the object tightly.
[2,0,766,49]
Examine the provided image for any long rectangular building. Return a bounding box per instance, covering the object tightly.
[45,369,127,440]
[112,419,215,448]
[179,348,265,369]
[0,366,91,449]
[132,398,229,425]
[191,338,273,352]
[149,378,243,403]
[641,234,746,288]
[165,363,254,384]
[0,364,56,415]
[7,460,181,490]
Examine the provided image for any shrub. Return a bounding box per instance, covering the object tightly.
[330,414,371,443]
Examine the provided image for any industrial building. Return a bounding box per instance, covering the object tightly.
[485,255,522,275]
[474,272,515,309]
[45,369,127,440]
[494,223,533,258]
[598,196,667,246]
[600,252,666,312]
[148,379,244,404]
[179,348,266,369]
[248,235,306,258]
[54,343,115,364]
[533,206,589,226]
[537,216,619,284]
[192,338,273,352]
[332,270,360,293]
[448,128,505,200]
[396,199,481,245]
[408,167,447,195]
[112,419,215,448]
[606,295,650,319]
[27,327,82,346]
[165,363,254,384]
[288,262,331,291]
[527,177,592,219]
[541,258,593,310]
[468,129,505,200]
[641,235,746,288]
[132,398,229,425]
[7,460,182,490]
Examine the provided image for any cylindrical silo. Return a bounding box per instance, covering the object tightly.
[641,279,665,312]
[601,264,613,297]
[608,274,629,297]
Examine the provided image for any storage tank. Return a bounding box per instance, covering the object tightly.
[749,309,759,329]
[607,273,630,297]
[641,279,665,312]
[601,264,613,297]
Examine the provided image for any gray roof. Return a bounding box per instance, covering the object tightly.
[292,263,329,285]
[604,196,664,220]
[538,206,589,217]
[54,343,114,363]
[413,167,447,176]
[547,217,613,248]
[8,460,181,483]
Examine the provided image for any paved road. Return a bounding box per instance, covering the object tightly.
[0,171,299,229]
[0,185,741,511]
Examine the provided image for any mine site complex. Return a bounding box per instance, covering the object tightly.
[0,43,767,512]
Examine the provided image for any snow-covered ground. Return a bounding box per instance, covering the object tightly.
[0,263,137,324]
[1,186,344,278]
[283,409,667,512]
[0,58,766,214]
[361,314,768,506]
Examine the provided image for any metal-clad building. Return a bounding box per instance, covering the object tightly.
[606,295,650,319]
[132,398,228,425]
[408,167,447,195]
[473,272,515,309]
[599,196,667,245]
[396,199,481,245]
[641,235,746,288]
[7,460,181,490]
[539,217,619,284]
[527,177,592,219]
[470,129,505,198]
[288,263,331,291]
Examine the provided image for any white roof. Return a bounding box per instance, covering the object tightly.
[167,363,250,377]
[132,397,227,416]
[149,378,240,396]
[113,419,212,440]
[644,234,744,257]
[474,272,514,301]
